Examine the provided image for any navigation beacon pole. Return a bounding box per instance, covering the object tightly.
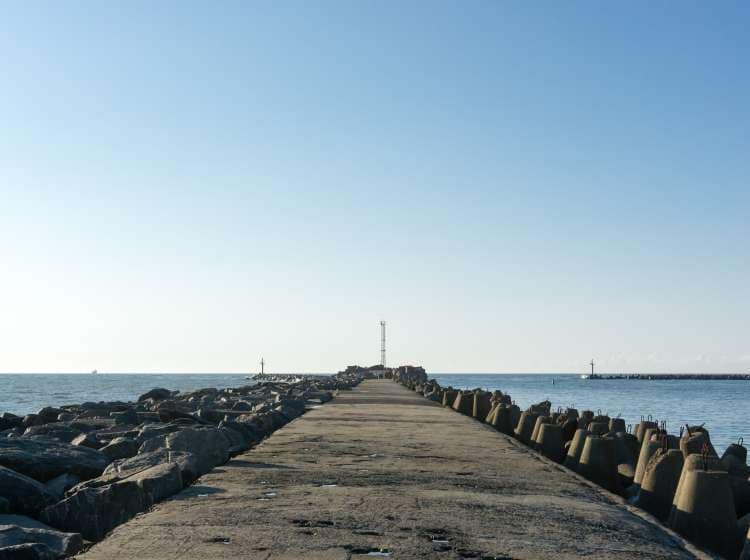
[261,357,265,376]
[380,321,386,368]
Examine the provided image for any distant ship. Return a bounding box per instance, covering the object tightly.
[91,369,98,375]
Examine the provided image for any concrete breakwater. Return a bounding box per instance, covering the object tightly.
[394,368,750,560]
[0,371,363,558]
[585,374,750,380]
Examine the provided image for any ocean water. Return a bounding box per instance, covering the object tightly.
[433,374,749,454]
[1,373,747,454]
[0,374,255,417]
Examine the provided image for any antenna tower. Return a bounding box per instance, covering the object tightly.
[380,321,386,367]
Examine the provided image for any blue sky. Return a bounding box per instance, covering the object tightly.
[1,1,748,373]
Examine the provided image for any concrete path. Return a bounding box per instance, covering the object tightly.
[80,380,711,560]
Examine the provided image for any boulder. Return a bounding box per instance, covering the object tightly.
[109,409,138,426]
[135,423,184,446]
[44,473,80,500]
[137,388,173,402]
[41,462,182,541]
[156,409,203,424]
[100,437,138,461]
[0,518,83,557]
[218,426,249,455]
[100,449,199,485]
[0,543,57,560]
[0,438,109,482]
[21,416,40,429]
[138,427,229,477]
[71,432,103,449]
[0,466,57,516]
[0,415,22,432]
[22,424,81,443]
[35,408,62,425]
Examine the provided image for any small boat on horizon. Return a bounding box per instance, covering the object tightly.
[91,369,98,375]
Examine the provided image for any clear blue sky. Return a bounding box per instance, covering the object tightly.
[1,1,748,373]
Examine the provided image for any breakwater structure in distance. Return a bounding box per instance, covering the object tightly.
[583,373,750,380]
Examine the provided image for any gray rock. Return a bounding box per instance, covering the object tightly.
[0,543,58,560]
[21,415,40,429]
[44,473,80,500]
[100,449,199,485]
[137,388,173,402]
[71,432,103,449]
[109,409,138,426]
[41,463,182,542]
[35,408,62,425]
[0,415,21,432]
[135,423,183,446]
[218,425,249,455]
[156,408,203,424]
[139,427,229,477]
[22,424,81,443]
[0,519,83,557]
[56,413,76,423]
[0,438,109,482]
[0,466,57,516]
[100,437,138,461]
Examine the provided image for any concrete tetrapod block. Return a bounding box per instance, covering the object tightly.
[578,435,621,494]
[563,408,579,421]
[508,405,521,432]
[633,448,684,521]
[578,410,594,429]
[741,527,750,560]
[472,391,492,420]
[669,467,742,559]
[487,404,513,435]
[723,442,748,464]
[442,390,457,407]
[667,453,726,527]
[514,411,539,445]
[609,418,626,433]
[485,403,498,425]
[564,429,589,471]
[636,421,658,444]
[614,432,640,466]
[452,392,473,416]
[530,416,551,446]
[680,427,718,459]
[588,421,609,436]
[537,423,565,463]
[633,434,661,487]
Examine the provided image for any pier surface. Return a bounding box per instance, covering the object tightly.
[80,380,709,560]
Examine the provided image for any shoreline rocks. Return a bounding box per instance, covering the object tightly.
[1,370,364,557]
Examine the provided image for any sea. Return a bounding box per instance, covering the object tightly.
[1,373,747,453]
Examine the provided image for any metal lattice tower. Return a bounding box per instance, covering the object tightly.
[380,321,386,367]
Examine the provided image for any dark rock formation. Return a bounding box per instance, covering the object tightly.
[0,438,109,482]
[0,467,57,516]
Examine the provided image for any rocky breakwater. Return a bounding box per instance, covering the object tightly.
[396,372,750,560]
[0,371,363,558]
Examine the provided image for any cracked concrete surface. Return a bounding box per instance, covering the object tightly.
[79,380,712,559]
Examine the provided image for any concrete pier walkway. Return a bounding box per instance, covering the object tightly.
[81,380,710,560]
